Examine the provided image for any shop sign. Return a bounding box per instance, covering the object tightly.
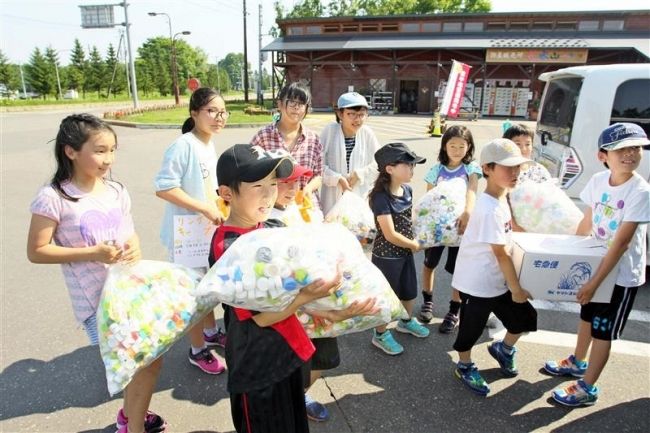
[486,48,588,64]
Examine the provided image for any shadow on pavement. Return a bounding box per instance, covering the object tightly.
[550,398,650,433]
[0,342,229,422]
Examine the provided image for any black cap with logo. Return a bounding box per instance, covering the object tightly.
[374,142,426,170]
[217,144,294,186]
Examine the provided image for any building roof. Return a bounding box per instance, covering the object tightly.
[262,33,650,59]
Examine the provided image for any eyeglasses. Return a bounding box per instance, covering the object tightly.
[201,108,230,120]
[344,111,368,120]
[284,100,307,111]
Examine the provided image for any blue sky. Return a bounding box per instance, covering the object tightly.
[0,0,647,67]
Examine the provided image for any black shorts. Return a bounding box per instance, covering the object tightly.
[423,246,459,273]
[230,366,308,433]
[580,285,638,341]
[372,254,418,301]
[301,337,340,385]
[453,291,538,353]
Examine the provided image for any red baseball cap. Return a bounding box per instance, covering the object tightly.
[283,164,313,182]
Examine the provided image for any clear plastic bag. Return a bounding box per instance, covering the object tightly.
[324,191,376,249]
[510,180,583,234]
[195,224,405,335]
[98,260,205,395]
[413,178,466,248]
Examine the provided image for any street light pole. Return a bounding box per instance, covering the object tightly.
[172,31,191,103]
[148,12,177,104]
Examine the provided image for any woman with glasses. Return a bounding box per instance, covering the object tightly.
[251,82,324,209]
[154,87,228,375]
[320,91,380,214]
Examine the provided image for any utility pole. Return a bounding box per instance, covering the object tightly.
[122,1,139,107]
[243,0,249,102]
[216,57,220,93]
[257,3,263,105]
[19,64,27,97]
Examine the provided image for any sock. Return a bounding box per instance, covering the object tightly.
[401,318,411,324]
[501,342,515,355]
[191,344,207,355]
[203,326,220,337]
[449,300,461,315]
[573,356,588,368]
[422,291,433,303]
[457,361,473,370]
[375,329,386,336]
[580,380,596,393]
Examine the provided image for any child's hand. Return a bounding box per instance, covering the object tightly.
[347,172,360,189]
[338,176,352,192]
[577,280,597,305]
[409,241,421,253]
[200,202,224,225]
[304,297,380,323]
[120,240,141,265]
[457,211,470,235]
[94,242,123,264]
[299,273,342,302]
[511,288,531,303]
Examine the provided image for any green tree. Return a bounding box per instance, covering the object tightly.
[205,63,231,93]
[44,46,62,98]
[135,58,154,96]
[105,43,126,97]
[137,37,173,95]
[175,42,209,96]
[87,46,106,97]
[25,47,51,98]
[0,50,19,90]
[219,53,252,91]
[68,39,87,95]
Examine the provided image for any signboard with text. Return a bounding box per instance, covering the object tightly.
[79,5,116,28]
[486,48,588,64]
[439,60,471,118]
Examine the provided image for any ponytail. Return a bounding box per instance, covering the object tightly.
[181,117,194,133]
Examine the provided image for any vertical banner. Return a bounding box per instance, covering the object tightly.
[439,60,471,118]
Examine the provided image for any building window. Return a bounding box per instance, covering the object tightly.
[578,20,600,31]
[555,21,577,31]
[532,21,553,31]
[401,23,419,32]
[443,22,462,32]
[509,22,530,31]
[464,22,484,32]
[341,23,359,32]
[422,22,441,32]
[603,20,624,31]
[382,23,399,31]
[487,22,507,31]
[361,23,379,32]
[323,24,339,33]
[306,26,321,34]
[288,26,303,36]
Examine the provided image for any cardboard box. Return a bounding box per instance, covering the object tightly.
[511,232,617,303]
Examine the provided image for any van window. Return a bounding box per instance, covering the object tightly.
[611,79,650,136]
[539,77,583,146]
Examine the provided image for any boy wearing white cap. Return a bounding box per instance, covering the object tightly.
[320,91,381,214]
[546,123,650,407]
[451,138,537,396]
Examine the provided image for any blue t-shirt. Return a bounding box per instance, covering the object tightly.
[424,162,482,186]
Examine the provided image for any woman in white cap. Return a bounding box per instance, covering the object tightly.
[320,91,381,214]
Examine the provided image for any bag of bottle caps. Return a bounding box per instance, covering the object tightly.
[98,260,205,395]
[324,191,376,250]
[413,178,466,248]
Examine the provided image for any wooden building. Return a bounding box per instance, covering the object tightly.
[263,10,650,117]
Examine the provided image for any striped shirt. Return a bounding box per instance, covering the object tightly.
[344,136,356,171]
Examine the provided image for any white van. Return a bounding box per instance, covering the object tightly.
[534,63,650,197]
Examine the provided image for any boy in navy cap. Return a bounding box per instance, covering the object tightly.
[209,144,341,433]
[545,123,650,406]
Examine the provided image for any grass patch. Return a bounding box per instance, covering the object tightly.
[121,101,274,125]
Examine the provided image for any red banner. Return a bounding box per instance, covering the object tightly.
[440,60,471,118]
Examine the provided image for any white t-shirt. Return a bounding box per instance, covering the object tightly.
[580,170,650,287]
[192,136,218,202]
[452,193,513,298]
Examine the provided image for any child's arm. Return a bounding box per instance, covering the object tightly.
[506,195,526,233]
[303,176,323,198]
[120,233,142,265]
[306,297,380,324]
[376,214,420,252]
[490,244,531,303]
[457,173,478,234]
[156,188,224,224]
[575,207,593,236]
[27,214,122,264]
[252,275,341,328]
[576,221,639,305]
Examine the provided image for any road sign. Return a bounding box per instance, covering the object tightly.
[187,78,201,92]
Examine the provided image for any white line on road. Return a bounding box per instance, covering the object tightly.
[530,299,650,323]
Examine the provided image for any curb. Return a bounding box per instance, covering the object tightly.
[104,119,269,130]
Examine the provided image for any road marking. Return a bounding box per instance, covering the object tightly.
[530,299,650,323]
[488,328,650,357]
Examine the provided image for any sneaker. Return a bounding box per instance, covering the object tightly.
[371,330,404,355]
[304,394,329,422]
[116,409,167,433]
[454,363,490,396]
[396,318,430,338]
[418,301,434,323]
[488,341,518,377]
[438,312,459,334]
[552,379,599,407]
[188,348,226,374]
[204,328,227,348]
[544,355,588,378]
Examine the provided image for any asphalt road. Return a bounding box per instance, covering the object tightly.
[1,107,648,433]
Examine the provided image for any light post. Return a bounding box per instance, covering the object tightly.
[172,31,191,104]
[148,12,189,105]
